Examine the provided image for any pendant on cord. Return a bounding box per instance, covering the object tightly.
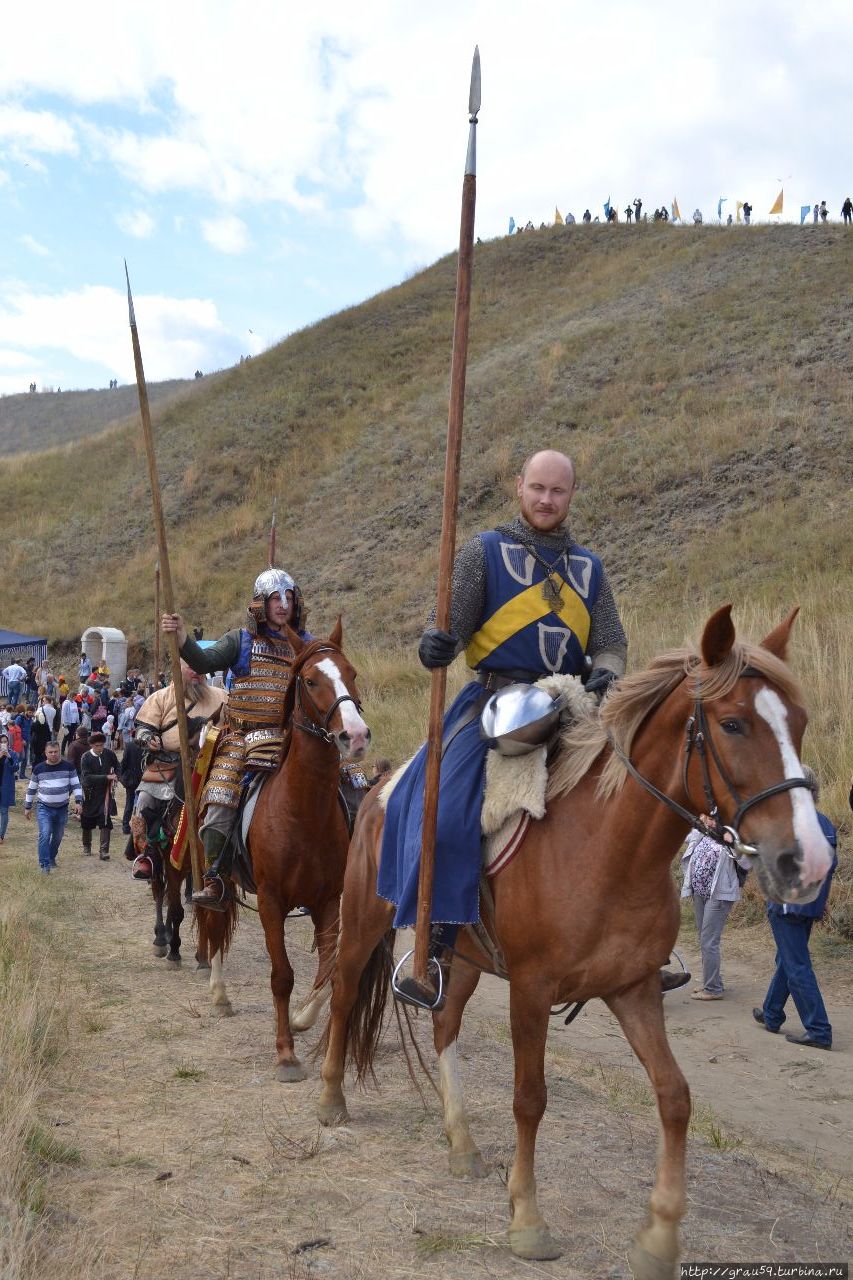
[541,576,564,610]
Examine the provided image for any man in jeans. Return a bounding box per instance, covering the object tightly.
[24,740,83,872]
[2,660,26,709]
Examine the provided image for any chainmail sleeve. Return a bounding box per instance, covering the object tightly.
[426,534,487,653]
[587,569,628,674]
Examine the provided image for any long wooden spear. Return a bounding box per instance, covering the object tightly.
[154,559,161,682]
[413,47,481,990]
[125,264,204,893]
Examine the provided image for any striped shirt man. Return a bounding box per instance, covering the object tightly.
[25,758,83,811]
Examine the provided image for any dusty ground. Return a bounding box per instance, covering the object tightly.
[4,812,852,1279]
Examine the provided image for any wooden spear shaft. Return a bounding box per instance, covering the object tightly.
[125,265,204,894]
[154,560,161,683]
[413,48,480,986]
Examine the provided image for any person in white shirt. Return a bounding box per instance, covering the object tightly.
[2,662,26,707]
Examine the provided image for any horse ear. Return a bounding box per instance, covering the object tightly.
[700,604,736,667]
[760,607,799,660]
[329,615,343,648]
[283,622,305,655]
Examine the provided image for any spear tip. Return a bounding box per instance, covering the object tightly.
[469,45,481,118]
[124,259,137,326]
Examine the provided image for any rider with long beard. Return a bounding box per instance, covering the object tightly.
[161,568,312,908]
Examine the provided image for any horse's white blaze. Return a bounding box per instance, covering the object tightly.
[438,1042,471,1144]
[754,687,831,885]
[316,657,370,752]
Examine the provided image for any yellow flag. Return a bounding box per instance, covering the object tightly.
[769,188,783,215]
[672,197,681,222]
[736,201,744,223]
[555,207,564,225]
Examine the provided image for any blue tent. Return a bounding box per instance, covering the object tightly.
[0,629,48,697]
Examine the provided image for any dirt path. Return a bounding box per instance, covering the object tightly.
[6,820,851,1279]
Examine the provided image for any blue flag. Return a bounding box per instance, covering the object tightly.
[717,197,727,220]
[603,196,611,219]
[508,216,515,235]
[800,205,810,225]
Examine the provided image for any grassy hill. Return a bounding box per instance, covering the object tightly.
[0,377,204,455]
[2,222,852,815]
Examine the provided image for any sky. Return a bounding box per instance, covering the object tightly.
[1,0,850,395]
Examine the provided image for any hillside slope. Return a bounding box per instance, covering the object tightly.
[3,223,851,651]
[0,377,204,455]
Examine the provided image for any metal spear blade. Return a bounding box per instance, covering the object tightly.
[468,45,481,117]
[124,259,136,325]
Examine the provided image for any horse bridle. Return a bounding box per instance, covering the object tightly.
[291,646,362,748]
[607,668,815,858]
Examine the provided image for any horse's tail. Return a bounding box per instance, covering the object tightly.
[316,928,396,1086]
[194,896,239,963]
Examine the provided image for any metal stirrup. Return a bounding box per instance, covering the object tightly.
[391,948,445,1011]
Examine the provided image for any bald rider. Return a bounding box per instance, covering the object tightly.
[379,451,629,1001]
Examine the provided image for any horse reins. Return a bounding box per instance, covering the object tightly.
[290,645,362,748]
[607,666,815,857]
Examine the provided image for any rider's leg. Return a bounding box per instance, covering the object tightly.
[191,804,235,909]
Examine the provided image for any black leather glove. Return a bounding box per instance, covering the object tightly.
[418,627,459,670]
[585,667,619,698]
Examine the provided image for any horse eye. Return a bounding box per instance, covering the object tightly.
[720,719,744,735]
[305,678,316,688]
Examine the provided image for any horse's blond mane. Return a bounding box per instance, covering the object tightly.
[547,640,805,804]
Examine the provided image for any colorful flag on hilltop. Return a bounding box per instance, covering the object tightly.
[769,189,783,215]
[800,205,811,225]
[672,197,681,222]
[555,207,564,225]
[603,196,611,219]
[718,196,727,220]
[736,201,744,224]
[508,216,515,235]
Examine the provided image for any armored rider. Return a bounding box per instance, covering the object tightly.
[161,567,311,908]
[131,660,227,878]
[380,449,691,1002]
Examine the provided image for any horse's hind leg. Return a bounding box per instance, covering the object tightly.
[433,944,487,1179]
[166,898,184,966]
[291,898,339,1033]
[605,980,690,1280]
[506,974,563,1261]
[152,886,168,958]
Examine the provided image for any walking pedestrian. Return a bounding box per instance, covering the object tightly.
[0,732,20,842]
[841,196,852,226]
[79,731,119,859]
[24,740,83,871]
[681,828,752,1000]
[60,692,80,754]
[2,660,26,709]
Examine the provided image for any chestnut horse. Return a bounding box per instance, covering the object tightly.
[317,607,832,1277]
[197,620,370,1081]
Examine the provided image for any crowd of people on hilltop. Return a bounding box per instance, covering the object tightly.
[511,193,853,232]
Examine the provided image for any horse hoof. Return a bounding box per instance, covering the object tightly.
[508,1226,563,1261]
[167,954,182,966]
[153,946,168,958]
[276,1061,308,1083]
[195,959,211,971]
[628,1244,678,1280]
[317,1100,349,1126]
[449,1150,488,1179]
[212,1003,234,1018]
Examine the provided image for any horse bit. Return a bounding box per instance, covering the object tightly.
[607,668,816,861]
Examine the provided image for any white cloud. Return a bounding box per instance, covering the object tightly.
[0,284,241,382]
[201,214,250,255]
[0,347,33,368]
[117,209,155,239]
[19,233,49,256]
[0,104,77,156]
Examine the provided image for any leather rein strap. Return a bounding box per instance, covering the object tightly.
[607,667,815,853]
[291,644,361,748]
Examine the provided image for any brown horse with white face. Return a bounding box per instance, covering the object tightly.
[198,620,370,1082]
[316,607,832,1277]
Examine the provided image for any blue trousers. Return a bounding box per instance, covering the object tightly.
[36,803,68,869]
[763,912,832,1045]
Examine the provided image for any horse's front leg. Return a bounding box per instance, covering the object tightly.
[152,882,168,958]
[433,940,487,1178]
[166,892,184,966]
[291,896,340,1033]
[507,974,562,1261]
[257,890,304,1082]
[605,978,690,1280]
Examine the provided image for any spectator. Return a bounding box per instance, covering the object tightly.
[57,673,69,699]
[7,713,24,759]
[812,203,819,223]
[118,731,143,835]
[726,213,733,226]
[692,208,703,225]
[24,658,38,707]
[2,660,26,708]
[79,731,119,859]
[78,652,92,681]
[633,197,642,222]
[582,209,591,223]
[0,702,10,731]
[0,732,20,843]
[742,201,752,225]
[67,725,90,776]
[624,205,633,223]
[681,828,752,1000]
[819,200,828,223]
[29,704,52,768]
[24,740,82,871]
[16,707,33,777]
[41,696,57,740]
[842,196,852,226]
[60,693,80,754]
[753,771,837,1050]
[117,698,136,751]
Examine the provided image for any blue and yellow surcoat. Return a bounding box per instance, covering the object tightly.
[378,528,605,929]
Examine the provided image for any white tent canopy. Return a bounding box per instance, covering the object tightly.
[81,626,127,686]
